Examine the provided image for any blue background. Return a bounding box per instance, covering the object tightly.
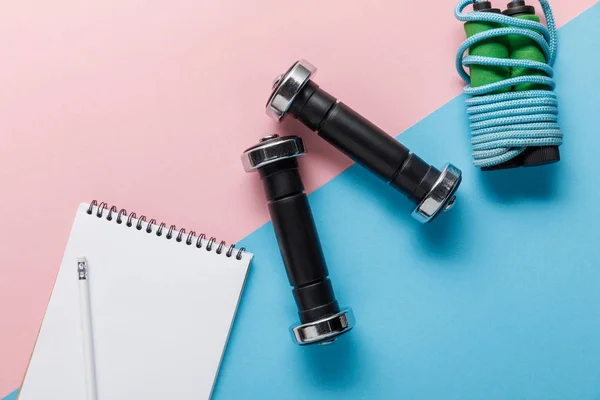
[217,6,600,400]
[5,4,600,400]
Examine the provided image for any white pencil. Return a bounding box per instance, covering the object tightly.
[77,256,98,400]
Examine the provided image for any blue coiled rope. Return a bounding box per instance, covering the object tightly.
[455,0,563,168]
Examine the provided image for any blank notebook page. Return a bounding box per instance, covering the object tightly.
[19,203,252,400]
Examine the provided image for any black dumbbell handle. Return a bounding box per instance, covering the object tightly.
[288,80,442,204]
[259,158,340,323]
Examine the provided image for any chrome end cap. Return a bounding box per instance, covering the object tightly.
[412,163,462,223]
[241,135,305,172]
[290,308,355,346]
[266,59,317,121]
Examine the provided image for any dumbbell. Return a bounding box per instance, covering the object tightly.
[266,60,462,223]
[242,134,355,345]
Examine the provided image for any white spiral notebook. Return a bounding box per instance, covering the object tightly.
[19,202,252,400]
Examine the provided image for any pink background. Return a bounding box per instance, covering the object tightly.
[0,0,596,396]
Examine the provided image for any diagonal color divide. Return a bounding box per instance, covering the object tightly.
[2,1,599,398]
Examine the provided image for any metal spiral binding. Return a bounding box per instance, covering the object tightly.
[87,200,245,260]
